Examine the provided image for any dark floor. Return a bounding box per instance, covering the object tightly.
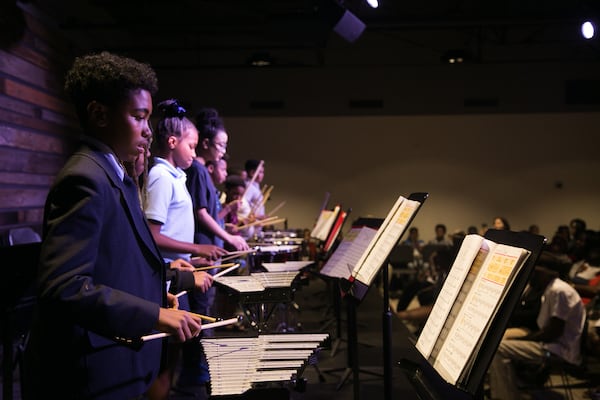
[3,272,598,400]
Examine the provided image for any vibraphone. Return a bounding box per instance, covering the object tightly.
[201,333,329,397]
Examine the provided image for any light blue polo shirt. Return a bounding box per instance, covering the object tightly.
[145,157,194,262]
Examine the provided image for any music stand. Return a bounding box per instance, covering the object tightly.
[398,229,547,400]
[338,192,429,400]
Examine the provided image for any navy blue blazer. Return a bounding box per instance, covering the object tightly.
[24,142,167,399]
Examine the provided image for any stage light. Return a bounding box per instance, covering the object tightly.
[581,20,595,39]
[366,0,378,8]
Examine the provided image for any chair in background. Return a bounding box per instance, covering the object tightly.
[6,227,41,246]
[518,317,592,400]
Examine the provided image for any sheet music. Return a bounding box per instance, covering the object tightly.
[353,197,421,285]
[431,241,530,385]
[310,205,340,241]
[320,226,378,278]
[416,234,486,358]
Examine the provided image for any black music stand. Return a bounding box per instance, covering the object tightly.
[322,245,385,395]
[338,192,429,400]
[397,229,547,400]
[317,216,379,359]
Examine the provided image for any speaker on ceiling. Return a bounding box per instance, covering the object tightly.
[317,0,366,43]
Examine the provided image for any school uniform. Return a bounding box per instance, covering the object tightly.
[23,138,167,399]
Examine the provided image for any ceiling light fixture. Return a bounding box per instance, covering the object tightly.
[581,20,596,39]
[366,0,378,8]
[441,49,470,64]
[247,52,273,67]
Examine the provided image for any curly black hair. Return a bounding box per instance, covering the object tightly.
[64,51,158,127]
[195,107,225,141]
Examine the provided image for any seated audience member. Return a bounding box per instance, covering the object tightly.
[403,226,425,252]
[488,264,586,400]
[393,248,454,335]
[569,245,600,285]
[569,245,600,307]
[504,281,545,337]
[492,216,511,231]
[528,224,540,235]
[427,223,453,247]
[467,225,479,235]
[537,234,573,280]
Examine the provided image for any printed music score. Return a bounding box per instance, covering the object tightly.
[351,195,422,286]
[310,205,341,241]
[415,234,531,386]
[320,225,378,279]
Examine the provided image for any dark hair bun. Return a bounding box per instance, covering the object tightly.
[196,107,224,132]
[157,99,186,119]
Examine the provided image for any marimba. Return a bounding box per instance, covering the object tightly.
[201,333,329,397]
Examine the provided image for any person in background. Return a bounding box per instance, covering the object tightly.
[393,247,454,335]
[185,107,248,254]
[145,99,228,397]
[179,107,248,389]
[241,158,268,238]
[23,52,202,400]
[206,156,229,216]
[488,265,586,400]
[492,216,511,231]
[427,223,453,247]
[528,224,540,235]
[125,124,215,399]
[145,99,226,264]
[222,174,247,246]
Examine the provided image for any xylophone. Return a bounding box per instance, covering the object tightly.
[201,333,329,396]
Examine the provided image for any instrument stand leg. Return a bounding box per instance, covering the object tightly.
[322,295,383,399]
[326,282,374,358]
[382,262,393,400]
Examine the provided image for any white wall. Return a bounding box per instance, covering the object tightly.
[222,113,600,241]
[157,61,600,242]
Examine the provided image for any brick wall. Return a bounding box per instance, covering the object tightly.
[0,2,79,240]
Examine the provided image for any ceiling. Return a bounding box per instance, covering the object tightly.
[28,0,600,70]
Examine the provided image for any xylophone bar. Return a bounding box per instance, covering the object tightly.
[202,333,329,396]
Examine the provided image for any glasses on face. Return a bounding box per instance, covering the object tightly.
[212,141,227,152]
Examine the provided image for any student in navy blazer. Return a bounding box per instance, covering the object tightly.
[23,52,204,400]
